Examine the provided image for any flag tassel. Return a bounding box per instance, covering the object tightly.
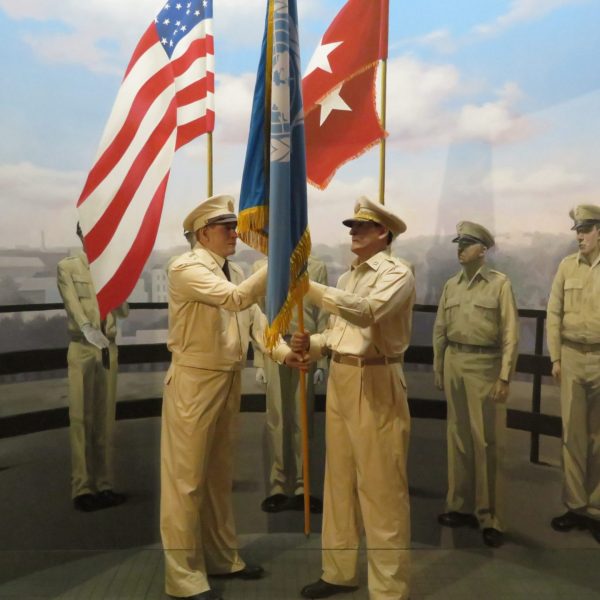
[264,228,311,349]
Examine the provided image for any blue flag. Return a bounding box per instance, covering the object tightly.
[239,0,310,348]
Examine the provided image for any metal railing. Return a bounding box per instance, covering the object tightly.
[0,303,559,462]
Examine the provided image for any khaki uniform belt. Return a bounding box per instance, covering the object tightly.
[562,339,600,353]
[331,352,402,367]
[448,341,500,354]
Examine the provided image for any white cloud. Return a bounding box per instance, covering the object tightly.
[0,162,84,207]
[0,162,86,248]
[491,164,588,197]
[473,0,584,37]
[0,0,320,74]
[384,57,532,148]
[213,73,256,144]
[394,28,458,55]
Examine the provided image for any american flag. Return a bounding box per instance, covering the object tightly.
[77,0,214,318]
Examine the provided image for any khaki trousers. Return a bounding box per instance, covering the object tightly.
[321,362,411,600]
[67,340,117,498]
[264,356,315,495]
[443,346,506,530]
[160,364,245,597]
[559,345,600,520]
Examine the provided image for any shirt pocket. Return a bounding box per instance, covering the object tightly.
[444,296,460,321]
[73,276,92,299]
[564,278,583,313]
[473,296,499,323]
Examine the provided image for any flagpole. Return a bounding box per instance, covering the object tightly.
[378,0,389,205]
[297,298,311,537]
[378,58,387,206]
[207,132,213,196]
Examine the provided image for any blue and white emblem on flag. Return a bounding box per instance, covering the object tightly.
[239,0,310,348]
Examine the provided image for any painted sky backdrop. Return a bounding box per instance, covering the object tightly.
[1,0,599,250]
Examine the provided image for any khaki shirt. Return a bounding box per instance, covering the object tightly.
[57,251,129,341]
[294,250,415,362]
[433,265,519,382]
[253,256,329,369]
[546,251,600,363]
[167,245,268,371]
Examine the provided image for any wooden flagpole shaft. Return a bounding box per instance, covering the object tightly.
[378,58,387,205]
[297,297,311,537]
[207,132,213,197]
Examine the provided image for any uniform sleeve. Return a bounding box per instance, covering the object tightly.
[171,263,267,311]
[314,262,329,369]
[498,279,520,382]
[56,262,90,331]
[306,265,415,328]
[432,283,448,376]
[112,302,129,319]
[546,263,565,363]
[249,303,267,365]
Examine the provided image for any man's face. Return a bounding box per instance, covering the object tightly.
[349,221,388,259]
[199,222,238,257]
[576,224,600,258]
[457,240,485,265]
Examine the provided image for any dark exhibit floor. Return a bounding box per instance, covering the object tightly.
[0,413,598,599]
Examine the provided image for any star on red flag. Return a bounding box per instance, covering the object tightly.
[302,0,389,189]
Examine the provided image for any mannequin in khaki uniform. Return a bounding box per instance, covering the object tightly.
[433,221,519,548]
[253,255,329,513]
[282,197,415,600]
[160,195,271,600]
[57,224,129,512]
[547,204,600,544]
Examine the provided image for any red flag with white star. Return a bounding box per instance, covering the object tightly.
[302,0,388,189]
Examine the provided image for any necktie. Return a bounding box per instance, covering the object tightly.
[222,260,231,281]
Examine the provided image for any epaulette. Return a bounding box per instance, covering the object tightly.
[488,269,508,280]
[561,253,579,264]
[169,252,203,271]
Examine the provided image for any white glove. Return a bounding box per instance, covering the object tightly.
[313,368,325,385]
[255,367,267,385]
[81,323,110,349]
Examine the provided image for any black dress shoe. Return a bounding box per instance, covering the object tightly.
[73,493,102,512]
[482,528,504,548]
[261,493,289,513]
[167,591,222,600]
[291,494,324,514]
[587,518,600,543]
[210,564,264,580]
[551,511,588,532]
[96,489,127,508]
[300,579,359,599]
[438,511,479,528]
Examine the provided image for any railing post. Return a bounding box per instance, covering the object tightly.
[530,314,545,464]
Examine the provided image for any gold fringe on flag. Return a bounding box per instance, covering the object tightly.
[264,227,312,349]
[237,205,269,255]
